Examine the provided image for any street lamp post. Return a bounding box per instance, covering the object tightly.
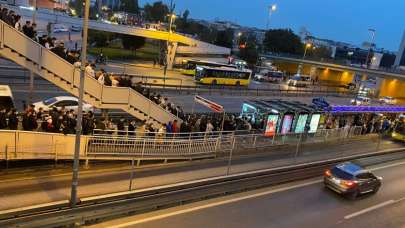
[365,28,376,69]
[70,0,90,207]
[297,43,312,74]
[266,4,277,30]
[164,13,176,85]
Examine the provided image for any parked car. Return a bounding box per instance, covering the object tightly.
[341,83,356,90]
[324,162,382,199]
[254,70,284,83]
[379,96,396,105]
[351,96,370,106]
[287,74,311,87]
[53,24,69,33]
[33,96,93,112]
[71,25,82,32]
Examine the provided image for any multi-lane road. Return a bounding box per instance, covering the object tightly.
[92,159,405,228]
[0,61,355,113]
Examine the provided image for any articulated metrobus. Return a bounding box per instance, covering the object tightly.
[392,119,405,142]
[195,66,252,86]
[181,59,237,76]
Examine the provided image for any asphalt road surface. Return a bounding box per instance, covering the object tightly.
[93,159,405,228]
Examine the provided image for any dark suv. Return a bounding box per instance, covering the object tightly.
[324,162,382,199]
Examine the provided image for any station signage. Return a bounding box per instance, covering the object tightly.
[194,95,224,113]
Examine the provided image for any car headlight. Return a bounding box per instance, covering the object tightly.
[351,99,355,103]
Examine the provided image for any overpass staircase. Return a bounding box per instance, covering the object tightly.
[0,21,182,127]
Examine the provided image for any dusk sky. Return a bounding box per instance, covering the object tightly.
[140,0,405,52]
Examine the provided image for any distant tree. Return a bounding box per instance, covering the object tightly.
[182,9,190,22]
[120,0,139,14]
[144,1,169,23]
[215,28,234,48]
[69,0,83,17]
[263,29,303,55]
[121,35,146,55]
[89,30,116,47]
[238,34,258,65]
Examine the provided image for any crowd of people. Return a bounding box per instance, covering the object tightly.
[324,114,397,135]
[0,104,254,137]
[0,6,81,65]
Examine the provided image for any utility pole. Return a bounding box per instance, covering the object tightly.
[266,4,277,30]
[70,0,90,207]
[29,0,37,105]
[365,28,376,69]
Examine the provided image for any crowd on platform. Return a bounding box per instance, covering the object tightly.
[0,104,254,136]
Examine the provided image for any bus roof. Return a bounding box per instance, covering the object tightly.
[198,65,252,73]
[185,59,235,66]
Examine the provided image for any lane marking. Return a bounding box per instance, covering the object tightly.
[110,159,405,227]
[343,200,395,220]
[369,161,405,171]
[109,179,323,228]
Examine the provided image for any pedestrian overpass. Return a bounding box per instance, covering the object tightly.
[263,54,405,80]
[0,20,182,127]
[10,6,231,68]
[263,54,405,99]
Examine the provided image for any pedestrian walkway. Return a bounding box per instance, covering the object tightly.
[0,138,402,211]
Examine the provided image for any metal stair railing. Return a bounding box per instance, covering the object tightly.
[0,20,181,125]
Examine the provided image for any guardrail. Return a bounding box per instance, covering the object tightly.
[0,126,364,162]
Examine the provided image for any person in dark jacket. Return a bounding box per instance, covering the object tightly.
[51,42,67,59]
[7,109,18,130]
[0,109,7,129]
[22,21,31,37]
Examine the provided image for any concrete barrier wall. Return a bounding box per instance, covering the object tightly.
[0,130,88,160]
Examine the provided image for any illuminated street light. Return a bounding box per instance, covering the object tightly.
[297,42,312,74]
[365,28,376,69]
[168,13,177,33]
[266,4,277,30]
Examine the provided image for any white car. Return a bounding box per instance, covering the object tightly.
[351,97,370,106]
[287,74,311,87]
[379,96,396,105]
[33,96,94,112]
[53,26,69,33]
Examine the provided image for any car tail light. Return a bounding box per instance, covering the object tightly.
[342,180,356,188]
[324,170,331,177]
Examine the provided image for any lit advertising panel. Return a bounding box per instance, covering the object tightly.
[295,114,309,133]
[309,114,321,133]
[281,114,293,134]
[265,114,279,137]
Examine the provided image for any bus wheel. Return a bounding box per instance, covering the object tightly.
[212,80,217,86]
[236,81,241,86]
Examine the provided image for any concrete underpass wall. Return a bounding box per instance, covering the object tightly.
[379,79,405,100]
[273,62,354,85]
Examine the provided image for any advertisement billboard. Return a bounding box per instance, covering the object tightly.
[281,114,293,134]
[265,114,279,137]
[295,114,309,133]
[309,114,321,133]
